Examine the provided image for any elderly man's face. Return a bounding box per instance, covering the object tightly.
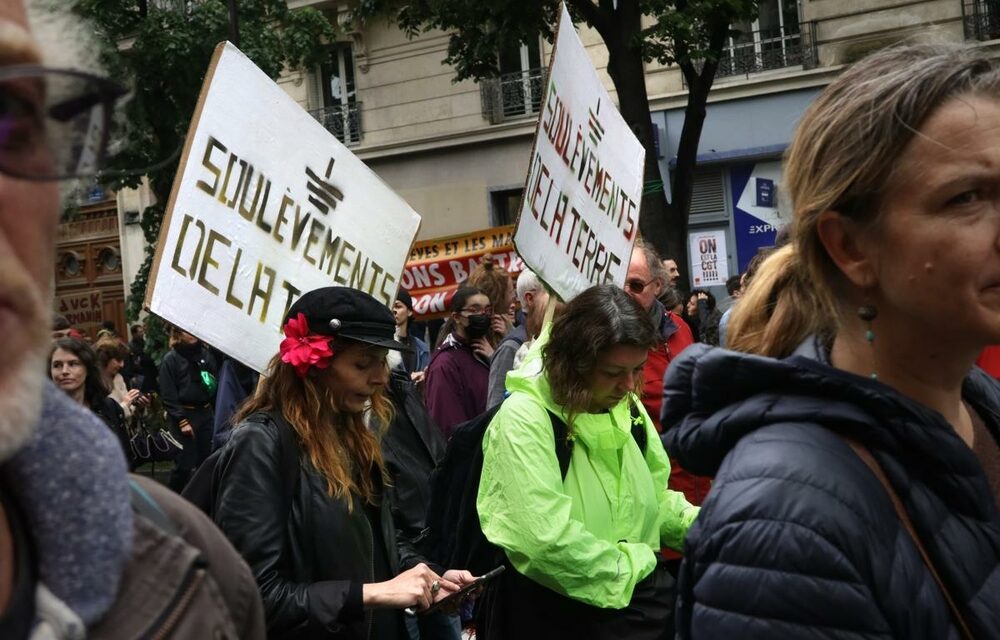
[625,251,663,312]
[0,0,61,458]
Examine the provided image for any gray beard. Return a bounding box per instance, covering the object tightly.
[0,347,46,462]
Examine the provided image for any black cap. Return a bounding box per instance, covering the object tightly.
[395,289,413,310]
[286,287,410,352]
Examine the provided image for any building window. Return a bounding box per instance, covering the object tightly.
[717,0,811,79]
[309,44,362,146]
[964,1,1000,41]
[481,39,546,124]
[490,187,524,226]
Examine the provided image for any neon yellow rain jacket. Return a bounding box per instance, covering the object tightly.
[477,331,699,609]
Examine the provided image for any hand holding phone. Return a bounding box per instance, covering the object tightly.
[413,566,505,616]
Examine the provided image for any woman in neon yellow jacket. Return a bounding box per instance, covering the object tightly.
[477,284,699,639]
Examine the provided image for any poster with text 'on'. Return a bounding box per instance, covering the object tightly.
[514,3,645,302]
[689,229,730,288]
[146,42,422,373]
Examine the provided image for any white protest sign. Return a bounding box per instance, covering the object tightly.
[146,43,422,373]
[514,3,645,302]
[689,230,730,287]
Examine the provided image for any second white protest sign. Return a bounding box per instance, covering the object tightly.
[514,4,645,302]
[146,42,422,373]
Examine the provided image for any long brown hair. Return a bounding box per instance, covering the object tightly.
[543,285,655,424]
[729,44,1000,357]
[468,253,512,313]
[234,339,392,510]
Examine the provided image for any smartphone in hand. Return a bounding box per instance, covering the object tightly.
[418,566,506,616]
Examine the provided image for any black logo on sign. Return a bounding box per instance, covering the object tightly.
[306,158,344,215]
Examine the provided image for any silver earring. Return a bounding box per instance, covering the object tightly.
[857,304,878,380]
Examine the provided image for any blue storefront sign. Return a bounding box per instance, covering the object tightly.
[755,177,774,207]
[730,162,783,273]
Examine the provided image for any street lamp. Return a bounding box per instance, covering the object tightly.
[227,0,241,47]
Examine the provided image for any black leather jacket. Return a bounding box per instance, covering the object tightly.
[213,414,418,639]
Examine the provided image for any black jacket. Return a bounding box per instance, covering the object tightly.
[213,414,417,640]
[382,373,446,544]
[662,339,1000,639]
[91,394,132,468]
[158,344,217,425]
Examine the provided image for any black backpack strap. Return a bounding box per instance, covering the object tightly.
[629,399,647,454]
[547,410,574,480]
[236,412,300,508]
[548,402,646,479]
[267,412,301,507]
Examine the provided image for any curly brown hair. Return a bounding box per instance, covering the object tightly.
[543,285,656,424]
[468,253,512,313]
[94,337,128,369]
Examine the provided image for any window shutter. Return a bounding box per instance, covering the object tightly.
[307,66,324,111]
[689,169,726,215]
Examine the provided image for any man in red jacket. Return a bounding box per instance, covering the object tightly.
[625,241,710,507]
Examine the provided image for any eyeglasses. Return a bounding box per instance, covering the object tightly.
[0,66,126,181]
[625,278,654,294]
[460,305,493,317]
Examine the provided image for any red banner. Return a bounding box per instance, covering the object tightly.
[402,225,523,320]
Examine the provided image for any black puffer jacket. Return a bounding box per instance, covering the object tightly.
[213,415,420,640]
[661,339,1000,639]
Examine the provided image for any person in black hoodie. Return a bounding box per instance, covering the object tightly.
[159,327,218,491]
[380,370,463,640]
[662,44,1000,639]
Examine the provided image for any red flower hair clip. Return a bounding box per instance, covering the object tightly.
[280,313,335,377]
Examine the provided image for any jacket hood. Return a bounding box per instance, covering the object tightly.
[662,339,1000,498]
[505,323,637,452]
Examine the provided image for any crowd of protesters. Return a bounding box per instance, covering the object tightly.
[6,1,1000,638]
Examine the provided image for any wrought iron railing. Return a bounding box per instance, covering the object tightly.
[309,102,363,146]
[713,22,817,80]
[480,68,548,125]
[963,0,1000,41]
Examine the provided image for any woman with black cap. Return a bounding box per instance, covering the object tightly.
[211,286,474,639]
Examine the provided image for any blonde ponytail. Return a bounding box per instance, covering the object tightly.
[725,46,1000,356]
[726,245,834,358]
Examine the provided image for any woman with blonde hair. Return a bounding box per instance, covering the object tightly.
[663,44,1000,638]
[212,287,473,639]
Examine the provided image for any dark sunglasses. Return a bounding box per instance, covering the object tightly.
[0,66,127,181]
[625,278,654,294]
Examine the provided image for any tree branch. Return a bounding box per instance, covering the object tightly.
[567,0,610,35]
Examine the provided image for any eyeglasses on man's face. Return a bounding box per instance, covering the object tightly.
[0,65,126,181]
[625,278,654,295]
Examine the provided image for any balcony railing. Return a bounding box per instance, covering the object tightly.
[963,1,1000,41]
[713,22,817,80]
[309,102,363,146]
[480,68,548,125]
